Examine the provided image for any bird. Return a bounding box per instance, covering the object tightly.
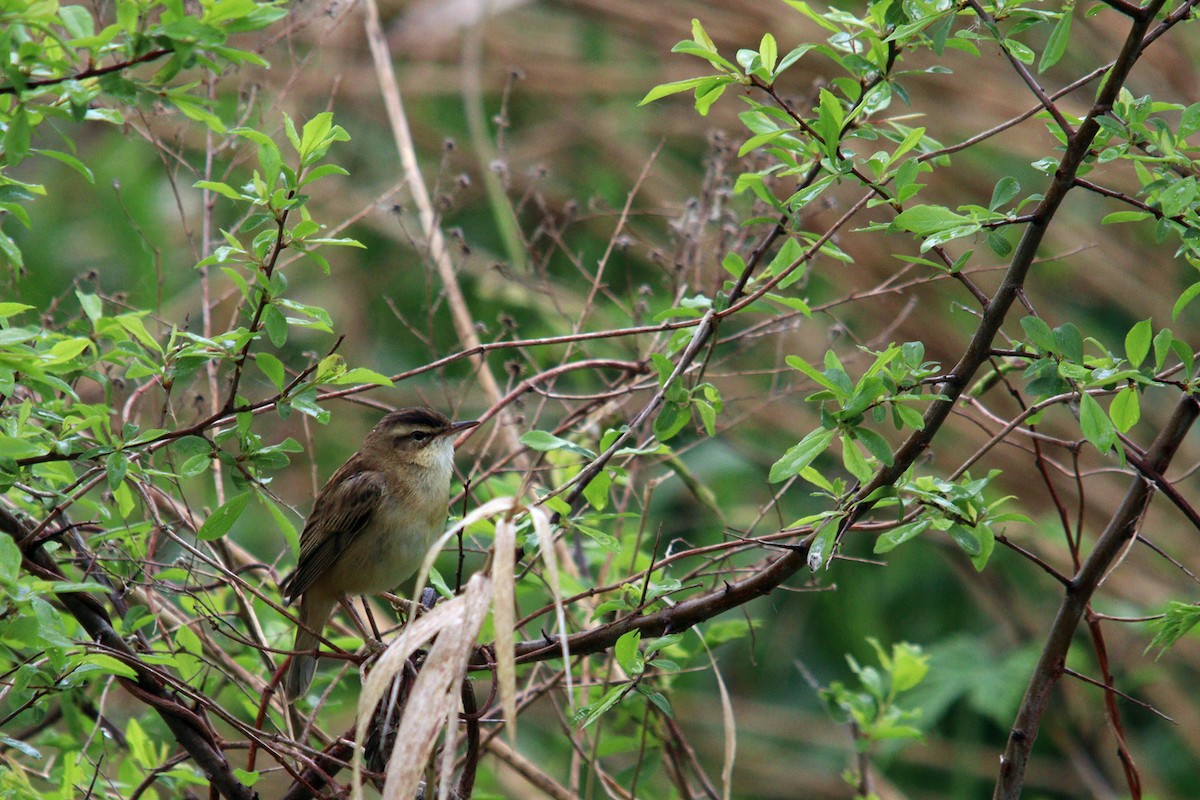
[280,406,478,699]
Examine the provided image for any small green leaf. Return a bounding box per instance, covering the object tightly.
[0,303,34,319]
[576,684,628,729]
[74,653,137,679]
[769,427,835,483]
[256,352,285,389]
[1148,601,1200,658]
[520,430,595,458]
[874,519,930,554]
[0,436,45,459]
[759,32,778,75]
[653,402,691,442]
[1038,7,1073,73]
[582,469,611,512]
[1078,393,1116,454]
[988,177,1020,211]
[1125,318,1152,369]
[946,523,981,556]
[615,630,644,677]
[262,304,288,347]
[1110,386,1140,432]
[1101,211,1151,224]
[197,493,251,541]
[841,432,874,483]
[331,367,393,387]
[1173,281,1200,320]
[194,180,245,200]
[638,77,712,106]
[1019,316,1057,353]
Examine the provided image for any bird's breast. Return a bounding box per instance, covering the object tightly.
[322,471,450,595]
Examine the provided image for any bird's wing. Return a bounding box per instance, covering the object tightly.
[280,466,387,601]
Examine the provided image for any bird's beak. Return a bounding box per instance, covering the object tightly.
[447,419,480,435]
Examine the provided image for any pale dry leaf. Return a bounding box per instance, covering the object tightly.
[697,630,736,800]
[352,593,465,800]
[381,574,492,800]
[530,504,574,708]
[437,698,457,800]
[352,489,509,800]
[492,515,518,742]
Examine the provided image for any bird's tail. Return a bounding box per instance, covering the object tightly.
[286,595,333,700]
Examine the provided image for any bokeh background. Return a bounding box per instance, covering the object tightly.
[9,1,1200,797]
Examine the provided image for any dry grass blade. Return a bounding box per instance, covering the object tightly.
[384,575,491,799]
[351,588,467,798]
[493,515,518,742]
[352,575,493,800]
[530,505,574,708]
[697,631,737,800]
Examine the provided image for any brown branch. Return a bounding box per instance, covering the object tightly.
[510,537,811,663]
[0,49,172,95]
[0,508,255,800]
[834,0,1171,559]
[993,393,1197,800]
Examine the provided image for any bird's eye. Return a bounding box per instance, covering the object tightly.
[409,430,431,443]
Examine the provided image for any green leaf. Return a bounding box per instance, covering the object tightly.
[1052,323,1083,364]
[36,149,95,184]
[1002,38,1035,64]
[1171,280,1200,321]
[815,88,844,159]
[1038,7,1073,73]
[759,32,778,75]
[1101,211,1150,224]
[638,77,713,106]
[946,523,981,556]
[582,469,611,512]
[256,352,285,389]
[1019,316,1056,353]
[0,435,45,459]
[892,204,969,236]
[1181,103,1200,138]
[1148,601,1200,658]
[615,630,644,677]
[653,401,691,442]
[1078,393,1116,454]
[0,303,34,319]
[576,684,628,729]
[262,304,287,347]
[77,292,102,323]
[841,432,874,483]
[785,354,845,397]
[197,493,250,541]
[0,532,19,584]
[233,769,261,787]
[988,176,1020,211]
[873,519,930,554]
[854,427,894,466]
[195,180,245,200]
[4,107,31,165]
[1124,318,1152,369]
[74,653,137,679]
[769,427,835,483]
[520,430,596,458]
[1110,386,1140,432]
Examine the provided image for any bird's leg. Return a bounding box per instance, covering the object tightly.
[337,596,386,655]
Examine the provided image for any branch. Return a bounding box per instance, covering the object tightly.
[0,49,172,95]
[993,393,1197,800]
[0,508,256,800]
[834,0,1171,554]
[510,537,812,663]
